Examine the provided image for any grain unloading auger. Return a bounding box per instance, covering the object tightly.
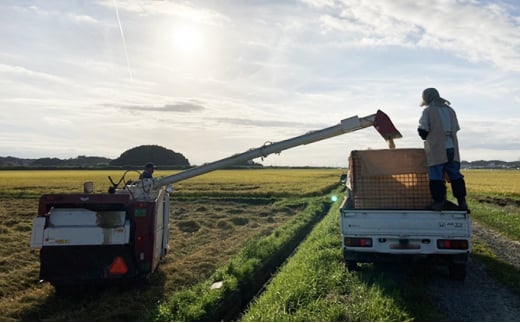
[126,110,401,201]
[30,110,401,291]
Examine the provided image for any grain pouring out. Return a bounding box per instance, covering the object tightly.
[387,138,396,149]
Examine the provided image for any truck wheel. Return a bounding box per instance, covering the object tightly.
[448,263,466,281]
[346,261,359,272]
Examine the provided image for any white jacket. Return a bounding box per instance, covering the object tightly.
[419,103,461,166]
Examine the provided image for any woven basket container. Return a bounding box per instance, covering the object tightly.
[348,149,431,209]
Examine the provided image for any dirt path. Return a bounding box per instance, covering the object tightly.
[471,221,520,269]
[426,221,520,322]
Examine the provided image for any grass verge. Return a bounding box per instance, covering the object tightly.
[468,194,520,241]
[467,194,520,296]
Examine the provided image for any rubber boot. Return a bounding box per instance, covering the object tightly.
[451,178,469,211]
[429,180,446,211]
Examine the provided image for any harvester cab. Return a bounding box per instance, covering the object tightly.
[30,110,401,291]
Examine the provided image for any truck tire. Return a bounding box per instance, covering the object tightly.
[346,260,359,272]
[448,263,466,281]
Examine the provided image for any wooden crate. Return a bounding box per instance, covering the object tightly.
[348,149,431,209]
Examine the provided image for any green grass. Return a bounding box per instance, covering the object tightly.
[241,189,439,322]
[154,197,330,321]
[464,193,520,297]
[468,196,520,241]
[445,176,520,299]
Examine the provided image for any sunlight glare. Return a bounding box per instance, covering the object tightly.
[173,25,204,54]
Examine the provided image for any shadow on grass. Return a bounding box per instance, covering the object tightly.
[19,271,167,322]
[471,247,520,296]
[350,233,520,321]
[354,260,445,322]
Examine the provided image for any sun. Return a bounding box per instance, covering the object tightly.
[172,25,204,55]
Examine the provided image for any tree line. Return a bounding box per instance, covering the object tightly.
[0,145,262,169]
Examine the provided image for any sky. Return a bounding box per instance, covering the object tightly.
[1,0,519,167]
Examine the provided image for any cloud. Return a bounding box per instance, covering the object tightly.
[0,63,69,84]
[114,102,205,113]
[302,0,335,8]
[101,0,229,26]
[73,14,99,24]
[313,0,520,71]
[215,117,326,129]
[461,118,520,150]
[1,1,519,164]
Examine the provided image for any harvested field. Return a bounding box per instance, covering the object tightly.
[0,168,340,321]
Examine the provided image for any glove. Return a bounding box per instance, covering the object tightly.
[418,128,429,140]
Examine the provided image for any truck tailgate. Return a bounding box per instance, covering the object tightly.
[341,209,470,237]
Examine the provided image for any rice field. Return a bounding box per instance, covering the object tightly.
[463,169,520,198]
[0,168,518,321]
[0,168,341,198]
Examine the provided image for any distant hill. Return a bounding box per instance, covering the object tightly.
[0,156,34,167]
[461,160,520,169]
[110,145,190,167]
[0,155,111,168]
[0,144,263,169]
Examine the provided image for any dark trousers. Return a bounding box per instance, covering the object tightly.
[428,149,467,209]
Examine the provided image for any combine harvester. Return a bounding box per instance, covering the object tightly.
[30,110,401,292]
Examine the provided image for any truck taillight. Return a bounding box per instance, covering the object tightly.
[345,237,372,247]
[109,256,128,275]
[437,239,469,250]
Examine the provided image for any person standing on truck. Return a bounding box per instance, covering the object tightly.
[418,88,468,211]
[139,162,156,179]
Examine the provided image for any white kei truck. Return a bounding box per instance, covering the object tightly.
[340,149,471,281]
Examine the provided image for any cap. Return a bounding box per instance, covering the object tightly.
[420,88,450,106]
[145,162,156,169]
